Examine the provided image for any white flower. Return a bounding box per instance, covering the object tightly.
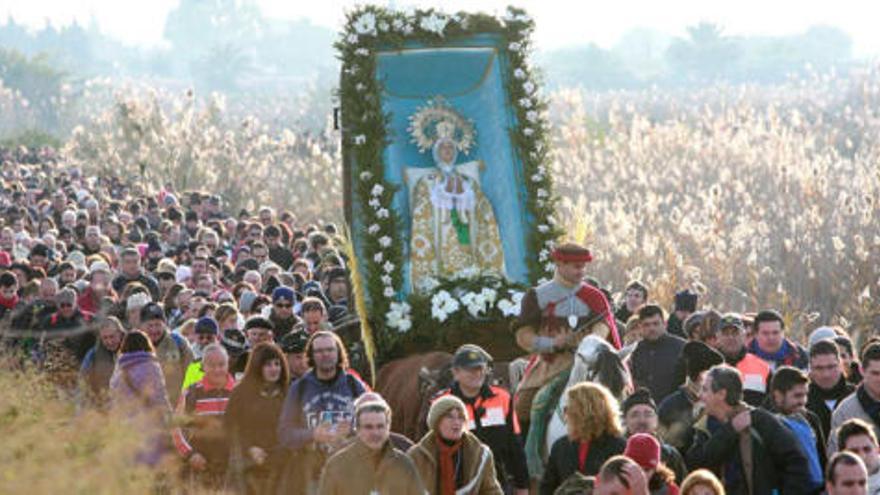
[367,223,380,234]
[417,276,441,293]
[523,81,536,94]
[537,224,549,233]
[383,261,395,273]
[545,262,555,272]
[509,42,522,52]
[371,184,384,196]
[392,18,405,30]
[397,319,412,332]
[402,24,414,35]
[523,127,534,136]
[360,171,373,181]
[383,286,395,297]
[376,208,389,218]
[355,83,367,92]
[378,21,389,32]
[355,48,370,57]
[368,198,381,209]
[480,287,497,304]
[514,68,526,79]
[526,110,538,123]
[381,274,392,285]
[519,98,532,109]
[419,12,448,35]
[538,249,549,261]
[378,235,392,247]
[354,134,366,145]
[497,298,520,317]
[353,12,377,36]
[390,301,411,315]
[531,173,543,182]
[347,34,358,44]
[536,188,548,198]
[373,251,384,263]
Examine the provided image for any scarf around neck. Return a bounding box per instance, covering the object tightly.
[749,338,793,364]
[438,435,463,495]
[0,293,19,310]
[857,385,880,427]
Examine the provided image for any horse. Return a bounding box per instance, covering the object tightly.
[375,351,453,441]
[524,335,631,479]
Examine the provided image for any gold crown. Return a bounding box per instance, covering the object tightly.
[407,97,476,154]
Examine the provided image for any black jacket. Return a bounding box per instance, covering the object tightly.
[630,333,687,403]
[807,376,854,441]
[540,434,626,495]
[686,406,811,495]
[658,386,697,454]
[112,271,160,301]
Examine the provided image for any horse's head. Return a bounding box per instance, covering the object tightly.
[572,334,629,400]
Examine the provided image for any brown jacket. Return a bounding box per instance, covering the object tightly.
[407,430,503,495]
[318,438,425,495]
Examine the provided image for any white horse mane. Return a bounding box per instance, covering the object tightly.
[545,335,620,457]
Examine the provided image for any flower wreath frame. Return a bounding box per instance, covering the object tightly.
[337,5,564,356]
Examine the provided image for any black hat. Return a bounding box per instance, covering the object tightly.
[194,317,219,335]
[236,258,260,272]
[452,344,491,368]
[681,341,724,379]
[244,316,275,332]
[674,289,698,312]
[221,328,247,354]
[140,302,165,323]
[30,243,50,258]
[323,267,348,283]
[279,330,309,354]
[622,388,657,414]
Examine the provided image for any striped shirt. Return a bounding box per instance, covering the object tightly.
[172,374,235,464]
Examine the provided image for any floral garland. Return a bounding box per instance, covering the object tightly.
[337,6,564,355]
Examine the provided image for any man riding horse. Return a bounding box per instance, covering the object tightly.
[512,242,621,433]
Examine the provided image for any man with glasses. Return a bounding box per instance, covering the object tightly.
[808,339,855,441]
[269,286,300,340]
[278,331,368,495]
[40,287,95,362]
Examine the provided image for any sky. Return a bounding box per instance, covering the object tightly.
[3,0,880,56]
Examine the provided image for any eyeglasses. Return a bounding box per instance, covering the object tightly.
[274,303,293,309]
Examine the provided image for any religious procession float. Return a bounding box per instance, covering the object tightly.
[339,6,564,364]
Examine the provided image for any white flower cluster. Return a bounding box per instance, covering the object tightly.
[431,290,460,322]
[385,301,412,332]
[496,290,525,317]
[353,12,377,36]
[428,285,523,322]
[419,12,448,35]
[460,287,498,318]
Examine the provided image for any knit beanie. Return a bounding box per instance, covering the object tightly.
[426,395,468,432]
[624,433,661,470]
[808,326,838,348]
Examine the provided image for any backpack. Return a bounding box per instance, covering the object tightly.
[780,415,824,492]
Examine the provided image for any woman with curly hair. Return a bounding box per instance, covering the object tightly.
[680,469,725,495]
[540,382,626,495]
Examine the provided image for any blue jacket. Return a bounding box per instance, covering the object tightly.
[277,369,367,451]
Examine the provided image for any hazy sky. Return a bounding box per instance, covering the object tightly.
[4,0,880,56]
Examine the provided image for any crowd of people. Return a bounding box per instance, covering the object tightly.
[0,147,878,495]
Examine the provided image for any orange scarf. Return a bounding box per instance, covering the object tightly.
[437,435,463,495]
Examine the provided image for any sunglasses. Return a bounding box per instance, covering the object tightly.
[274,302,293,308]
